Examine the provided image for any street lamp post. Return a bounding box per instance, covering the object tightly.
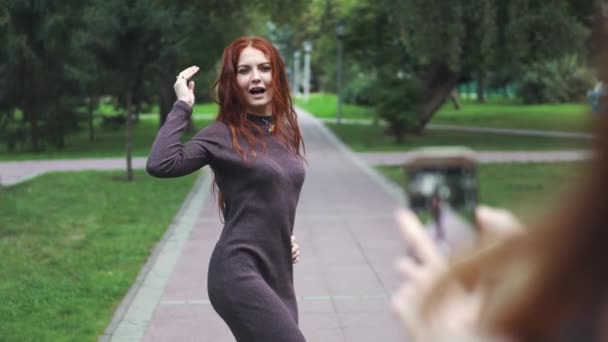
[336,21,345,124]
[303,41,312,102]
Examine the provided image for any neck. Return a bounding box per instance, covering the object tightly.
[248,110,272,117]
[247,104,272,117]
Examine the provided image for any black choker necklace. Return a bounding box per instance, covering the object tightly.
[247,114,275,135]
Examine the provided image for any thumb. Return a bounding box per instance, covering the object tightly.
[188,80,195,91]
[475,205,524,238]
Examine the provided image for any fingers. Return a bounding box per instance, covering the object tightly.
[178,65,200,81]
[292,249,300,263]
[395,208,445,268]
[291,235,300,264]
[174,66,199,88]
[475,205,524,238]
[173,66,199,106]
[391,283,421,337]
[396,258,420,279]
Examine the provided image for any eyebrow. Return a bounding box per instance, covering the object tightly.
[237,62,271,69]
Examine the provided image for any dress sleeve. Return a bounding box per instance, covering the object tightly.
[146,100,223,178]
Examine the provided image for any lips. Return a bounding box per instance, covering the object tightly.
[249,87,265,95]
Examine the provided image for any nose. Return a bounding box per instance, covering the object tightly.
[251,70,261,84]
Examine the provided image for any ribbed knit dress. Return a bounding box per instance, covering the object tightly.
[146,101,307,341]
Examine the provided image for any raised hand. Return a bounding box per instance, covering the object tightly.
[174,66,200,107]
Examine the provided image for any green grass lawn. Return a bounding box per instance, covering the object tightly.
[193,102,219,115]
[0,170,200,341]
[0,118,214,161]
[327,122,591,152]
[295,93,592,132]
[294,93,375,119]
[378,162,584,219]
[434,99,591,132]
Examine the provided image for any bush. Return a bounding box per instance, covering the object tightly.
[517,55,594,104]
[343,74,376,106]
[372,73,424,142]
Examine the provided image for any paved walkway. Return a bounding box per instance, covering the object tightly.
[0,157,147,186]
[360,150,592,167]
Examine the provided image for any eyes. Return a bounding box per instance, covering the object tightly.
[238,64,272,75]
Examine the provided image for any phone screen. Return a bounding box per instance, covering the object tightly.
[405,160,478,245]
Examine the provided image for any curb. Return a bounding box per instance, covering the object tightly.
[99,170,213,342]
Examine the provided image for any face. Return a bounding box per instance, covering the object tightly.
[236,46,273,116]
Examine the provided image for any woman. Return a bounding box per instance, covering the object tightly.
[146,36,306,341]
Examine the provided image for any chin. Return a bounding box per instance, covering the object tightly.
[248,100,272,111]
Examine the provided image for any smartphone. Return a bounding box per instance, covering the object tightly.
[404,147,479,250]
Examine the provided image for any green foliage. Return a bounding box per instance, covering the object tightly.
[517,55,595,104]
[398,0,467,71]
[0,1,88,151]
[0,0,308,155]
[290,0,593,141]
[505,0,589,67]
[398,0,589,76]
[372,72,424,142]
[343,72,377,106]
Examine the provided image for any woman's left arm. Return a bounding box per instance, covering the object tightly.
[146,101,217,178]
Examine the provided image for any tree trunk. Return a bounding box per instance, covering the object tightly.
[58,134,65,149]
[125,90,134,182]
[476,70,485,103]
[158,80,174,127]
[417,64,460,130]
[24,107,41,152]
[450,89,461,110]
[134,101,141,123]
[159,78,195,132]
[88,97,97,142]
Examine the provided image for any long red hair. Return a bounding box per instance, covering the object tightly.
[210,36,305,216]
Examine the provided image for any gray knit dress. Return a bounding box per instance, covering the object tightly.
[146,101,307,341]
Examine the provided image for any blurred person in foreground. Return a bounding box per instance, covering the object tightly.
[392,32,608,342]
[146,36,306,341]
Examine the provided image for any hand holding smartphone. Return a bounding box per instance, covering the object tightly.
[404,147,479,255]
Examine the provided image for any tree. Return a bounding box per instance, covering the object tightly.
[0,1,86,152]
[373,0,589,131]
[83,0,192,181]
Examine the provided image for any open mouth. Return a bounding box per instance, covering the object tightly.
[249,87,266,95]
